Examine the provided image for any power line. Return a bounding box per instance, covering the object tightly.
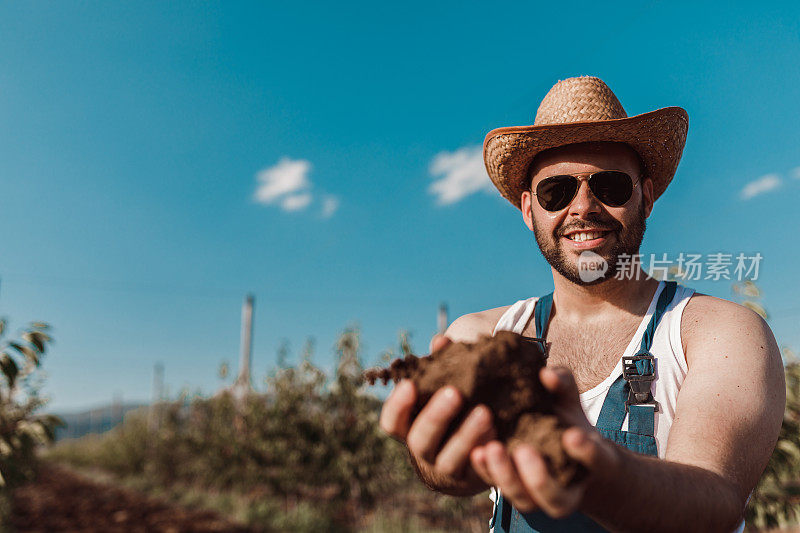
[0,272,439,305]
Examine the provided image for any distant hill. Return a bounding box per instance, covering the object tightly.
[52,403,148,440]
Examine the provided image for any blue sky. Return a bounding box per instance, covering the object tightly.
[1,1,798,411]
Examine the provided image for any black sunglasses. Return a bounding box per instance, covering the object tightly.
[531,170,639,212]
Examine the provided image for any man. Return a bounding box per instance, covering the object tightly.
[379,76,785,531]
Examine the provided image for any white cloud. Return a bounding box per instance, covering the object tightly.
[253,157,339,216]
[254,158,311,205]
[428,145,493,205]
[792,167,800,180]
[321,195,340,218]
[281,193,313,211]
[740,173,781,200]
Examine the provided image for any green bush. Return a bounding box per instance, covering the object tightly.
[0,320,60,519]
[48,327,421,529]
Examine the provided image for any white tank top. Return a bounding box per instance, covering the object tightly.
[491,280,695,459]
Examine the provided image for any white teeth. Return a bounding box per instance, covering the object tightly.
[567,231,604,242]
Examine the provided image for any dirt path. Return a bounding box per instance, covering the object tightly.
[9,465,257,532]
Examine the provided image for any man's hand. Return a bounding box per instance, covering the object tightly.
[378,334,496,496]
[469,366,620,518]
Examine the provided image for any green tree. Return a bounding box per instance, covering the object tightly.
[0,319,61,517]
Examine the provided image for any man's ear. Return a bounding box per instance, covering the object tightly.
[642,177,655,218]
[521,190,535,231]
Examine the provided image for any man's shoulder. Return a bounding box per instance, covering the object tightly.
[682,292,769,333]
[444,305,513,344]
[681,291,776,365]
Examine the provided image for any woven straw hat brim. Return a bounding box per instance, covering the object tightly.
[483,106,688,210]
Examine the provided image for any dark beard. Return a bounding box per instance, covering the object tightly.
[532,203,647,286]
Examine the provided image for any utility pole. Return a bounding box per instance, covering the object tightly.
[153,362,164,403]
[112,391,123,431]
[149,362,164,432]
[232,294,254,400]
[437,302,449,335]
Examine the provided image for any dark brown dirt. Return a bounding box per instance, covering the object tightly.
[8,465,257,532]
[365,331,584,486]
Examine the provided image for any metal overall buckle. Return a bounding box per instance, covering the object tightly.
[622,353,659,412]
[521,336,548,359]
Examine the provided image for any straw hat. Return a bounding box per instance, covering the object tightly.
[483,76,689,210]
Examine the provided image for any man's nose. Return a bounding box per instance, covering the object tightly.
[568,180,603,217]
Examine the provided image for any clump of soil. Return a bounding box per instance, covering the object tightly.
[365,331,584,486]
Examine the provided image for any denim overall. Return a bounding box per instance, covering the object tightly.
[491,281,678,532]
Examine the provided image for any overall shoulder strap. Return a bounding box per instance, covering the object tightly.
[533,292,554,339]
[637,280,678,356]
[596,281,679,435]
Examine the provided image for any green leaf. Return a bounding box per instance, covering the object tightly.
[21,332,47,353]
[9,342,38,366]
[0,353,19,386]
[42,414,65,429]
[741,280,762,298]
[742,301,769,320]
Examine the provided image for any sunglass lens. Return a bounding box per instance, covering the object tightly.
[536,175,578,211]
[589,171,633,207]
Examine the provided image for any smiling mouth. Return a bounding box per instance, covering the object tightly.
[562,230,613,242]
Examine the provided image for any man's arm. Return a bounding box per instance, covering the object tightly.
[379,309,507,496]
[470,296,785,532]
[583,296,785,530]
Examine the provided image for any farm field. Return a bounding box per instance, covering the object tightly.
[9,464,253,532]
